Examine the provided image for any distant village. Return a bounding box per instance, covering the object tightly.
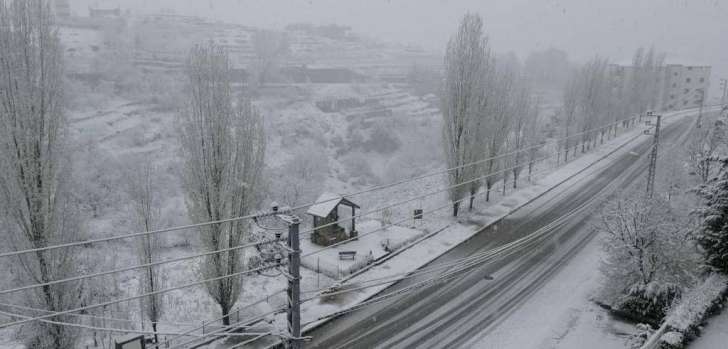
[51,0,441,88]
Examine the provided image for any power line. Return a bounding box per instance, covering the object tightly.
[0,237,282,296]
[0,262,285,330]
[1,104,714,261]
[299,152,553,239]
[167,114,678,347]
[299,136,617,261]
[300,176,597,303]
[0,309,268,339]
[299,154,557,258]
[0,132,551,297]
[0,132,551,325]
[189,157,613,346]
[162,289,286,346]
[299,167,616,328]
[3,107,695,343]
[168,307,287,348]
[122,107,706,347]
[0,302,197,328]
[0,106,650,333]
[225,332,274,349]
[0,113,641,260]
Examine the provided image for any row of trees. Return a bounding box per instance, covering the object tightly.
[559,47,665,163]
[0,1,268,347]
[441,13,541,216]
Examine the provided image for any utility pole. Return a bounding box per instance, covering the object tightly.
[720,78,727,106]
[645,111,662,198]
[253,205,303,349]
[280,214,301,349]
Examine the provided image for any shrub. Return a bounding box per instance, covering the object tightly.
[613,282,681,325]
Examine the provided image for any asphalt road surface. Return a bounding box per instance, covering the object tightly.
[303,114,697,349]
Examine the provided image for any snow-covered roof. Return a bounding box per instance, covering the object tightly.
[306,192,359,218]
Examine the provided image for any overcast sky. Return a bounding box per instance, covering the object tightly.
[76,0,728,98]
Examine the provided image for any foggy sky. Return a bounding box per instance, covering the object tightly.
[76,0,728,98]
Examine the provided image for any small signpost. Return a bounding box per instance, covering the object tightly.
[413,209,423,220]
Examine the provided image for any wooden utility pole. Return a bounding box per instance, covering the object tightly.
[646,112,662,198]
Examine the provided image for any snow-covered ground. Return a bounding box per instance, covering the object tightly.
[691,308,728,348]
[0,84,705,349]
[300,220,424,279]
[257,107,707,348]
[213,108,705,349]
[467,230,635,349]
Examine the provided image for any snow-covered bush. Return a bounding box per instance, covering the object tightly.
[613,282,681,325]
[656,273,728,348]
[659,331,684,349]
[665,274,728,333]
[627,323,656,349]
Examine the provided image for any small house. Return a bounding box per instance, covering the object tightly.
[307,192,359,246]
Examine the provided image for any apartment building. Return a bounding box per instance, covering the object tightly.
[660,64,711,111]
[609,63,711,112]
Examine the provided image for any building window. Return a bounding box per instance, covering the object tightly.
[686,78,691,83]
[683,100,688,105]
[672,83,677,88]
[670,95,675,99]
[688,67,693,71]
[699,77,705,83]
[674,72,678,76]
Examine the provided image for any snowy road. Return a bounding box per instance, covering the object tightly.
[303,114,696,349]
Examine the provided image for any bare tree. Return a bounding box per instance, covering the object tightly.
[441,13,491,216]
[252,30,289,86]
[626,47,665,119]
[598,193,698,321]
[125,161,163,347]
[561,74,579,162]
[627,47,646,118]
[687,121,725,183]
[508,80,533,189]
[576,57,610,153]
[0,1,81,347]
[276,145,328,209]
[178,44,266,326]
[482,63,514,202]
[525,100,543,182]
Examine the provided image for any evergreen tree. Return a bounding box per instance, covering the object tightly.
[695,158,728,274]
